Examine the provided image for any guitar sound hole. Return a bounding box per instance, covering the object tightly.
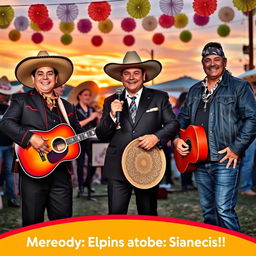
[185,139,192,152]
[52,137,67,153]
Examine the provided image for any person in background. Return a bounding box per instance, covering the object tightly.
[68,82,100,198]
[173,92,196,191]
[0,51,84,226]
[173,42,256,231]
[0,76,23,208]
[239,81,256,196]
[239,139,256,196]
[96,51,179,215]
[54,84,66,97]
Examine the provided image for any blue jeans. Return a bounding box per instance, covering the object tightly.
[0,146,16,200]
[239,139,256,191]
[194,161,240,231]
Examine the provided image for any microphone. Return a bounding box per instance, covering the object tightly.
[116,88,123,124]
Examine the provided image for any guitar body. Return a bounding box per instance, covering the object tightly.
[174,125,208,173]
[15,123,80,179]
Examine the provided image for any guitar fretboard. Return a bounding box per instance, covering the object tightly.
[66,128,96,145]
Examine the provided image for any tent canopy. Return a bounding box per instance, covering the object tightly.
[238,69,256,83]
[150,76,199,92]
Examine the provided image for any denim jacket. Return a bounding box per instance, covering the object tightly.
[178,70,256,161]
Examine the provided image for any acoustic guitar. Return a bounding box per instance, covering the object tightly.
[173,125,208,173]
[15,123,96,178]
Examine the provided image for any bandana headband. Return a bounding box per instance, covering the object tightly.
[202,46,225,58]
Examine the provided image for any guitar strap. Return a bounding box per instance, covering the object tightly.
[57,98,71,126]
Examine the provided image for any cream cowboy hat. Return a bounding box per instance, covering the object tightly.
[0,76,23,95]
[104,51,162,82]
[67,81,99,105]
[15,50,73,88]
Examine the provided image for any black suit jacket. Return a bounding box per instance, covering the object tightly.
[96,86,179,180]
[0,89,83,149]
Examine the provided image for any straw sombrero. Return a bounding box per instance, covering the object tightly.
[15,50,73,88]
[104,51,162,82]
[0,76,23,95]
[121,139,166,189]
[67,81,99,105]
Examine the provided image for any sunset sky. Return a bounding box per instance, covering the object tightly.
[0,0,255,89]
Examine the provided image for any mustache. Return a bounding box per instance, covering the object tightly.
[124,79,138,83]
[208,65,219,69]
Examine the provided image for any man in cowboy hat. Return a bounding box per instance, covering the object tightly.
[96,51,179,215]
[0,76,23,208]
[0,51,84,226]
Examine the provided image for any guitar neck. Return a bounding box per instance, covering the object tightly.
[66,128,96,145]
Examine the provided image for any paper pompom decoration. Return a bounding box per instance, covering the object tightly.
[30,21,41,31]
[127,0,151,19]
[28,4,49,25]
[121,17,136,32]
[159,14,175,28]
[180,30,192,42]
[56,4,79,22]
[14,16,29,31]
[32,32,44,44]
[77,19,92,33]
[123,35,135,46]
[152,33,165,45]
[159,0,184,16]
[174,13,188,28]
[88,1,111,21]
[218,7,234,22]
[193,13,209,26]
[142,16,158,31]
[243,8,256,16]
[233,0,256,12]
[9,30,21,41]
[0,5,14,26]
[91,35,103,46]
[39,18,53,31]
[60,22,75,34]
[217,24,230,37]
[0,23,10,29]
[98,19,113,33]
[61,34,73,45]
[193,0,217,17]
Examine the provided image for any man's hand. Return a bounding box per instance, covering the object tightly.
[110,99,124,118]
[173,138,190,156]
[29,134,50,154]
[218,147,239,168]
[137,134,159,150]
[89,112,98,121]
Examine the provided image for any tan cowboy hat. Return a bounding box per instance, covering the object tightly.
[122,139,166,189]
[15,50,73,88]
[0,76,23,95]
[104,51,162,82]
[67,81,99,105]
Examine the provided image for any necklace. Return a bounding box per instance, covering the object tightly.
[201,77,221,111]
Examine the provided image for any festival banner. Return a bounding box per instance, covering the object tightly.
[0,215,255,255]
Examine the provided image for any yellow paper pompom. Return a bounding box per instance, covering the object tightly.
[0,23,10,29]
[126,0,151,19]
[0,5,14,26]
[59,21,75,34]
[30,21,41,31]
[174,13,188,28]
[233,0,256,12]
[98,19,113,33]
